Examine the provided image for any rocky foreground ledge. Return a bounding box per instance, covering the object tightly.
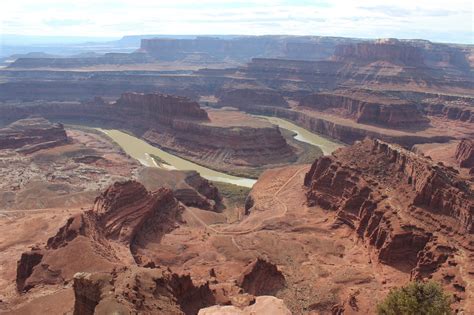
[304,138,473,310]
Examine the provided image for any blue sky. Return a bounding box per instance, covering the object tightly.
[0,0,472,44]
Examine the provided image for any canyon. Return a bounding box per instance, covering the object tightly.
[0,34,473,315]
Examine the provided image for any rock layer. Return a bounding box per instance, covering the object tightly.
[455,139,474,168]
[305,139,473,274]
[0,116,68,154]
[333,39,425,66]
[299,92,427,127]
[73,266,215,315]
[16,181,184,292]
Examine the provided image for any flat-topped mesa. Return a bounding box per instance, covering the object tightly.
[455,139,474,169]
[115,92,209,123]
[299,92,428,127]
[304,138,473,276]
[216,88,289,109]
[0,116,69,153]
[333,39,425,66]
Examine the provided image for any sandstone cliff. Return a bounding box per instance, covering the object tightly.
[333,39,425,66]
[0,116,68,154]
[16,181,184,292]
[115,92,209,123]
[304,139,472,297]
[455,139,474,169]
[245,105,453,146]
[143,118,296,170]
[299,92,428,127]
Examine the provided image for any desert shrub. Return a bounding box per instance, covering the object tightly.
[377,281,452,315]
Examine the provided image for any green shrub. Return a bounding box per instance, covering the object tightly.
[377,281,452,315]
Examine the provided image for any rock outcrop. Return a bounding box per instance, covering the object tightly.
[299,92,428,127]
[304,139,473,275]
[198,296,292,315]
[237,259,286,296]
[16,181,184,292]
[137,168,223,211]
[143,119,296,169]
[245,105,453,146]
[333,39,425,66]
[0,116,68,154]
[455,139,474,168]
[115,92,209,123]
[73,266,215,315]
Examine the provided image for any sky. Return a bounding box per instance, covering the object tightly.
[0,0,473,44]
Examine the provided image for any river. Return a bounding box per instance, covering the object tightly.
[99,129,257,187]
[255,116,344,155]
[98,116,342,188]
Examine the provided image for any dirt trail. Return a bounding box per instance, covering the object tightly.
[186,166,306,251]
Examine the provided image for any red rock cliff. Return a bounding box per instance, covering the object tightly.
[333,39,425,66]
[455,139,474,169]
[299,92,428,127]
[0,116,68,153]
[16,181,184,292]
[304,139,473,278]
[116,92,209,122]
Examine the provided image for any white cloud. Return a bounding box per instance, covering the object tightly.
[0,0,472,43]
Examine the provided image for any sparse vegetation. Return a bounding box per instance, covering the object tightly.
[211,181,251,207]
[149,154,171,166]
[377,281,452,315]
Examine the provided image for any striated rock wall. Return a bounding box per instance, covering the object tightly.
[92,181,182,247]
[143,119,296,168]
[422,100,474,123]
[299,92,427,127]
[115,92,209,123]
[245,105,453,146]
[333,39,425,66]
[455,139,474,168]
[0,116,69,153]
[304,139,473,276]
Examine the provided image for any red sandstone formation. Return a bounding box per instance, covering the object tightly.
[333,38,425,66]
[304,139,473,295]
[422,97,474,123]
[299,92,428,127]
[72,266,215,315]
[16,181,184,292]
[93,181,182,248]
[237,258,286,296]
[143,118,296,170]
[137,168,223,211]
[0,116,68,153]
[115,92,209,122]
[455,139,474,169]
